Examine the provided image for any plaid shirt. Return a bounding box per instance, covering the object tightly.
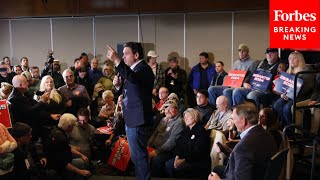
[153,63,165,91]
[58,83,90,103]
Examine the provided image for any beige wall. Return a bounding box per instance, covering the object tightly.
[0,20,10,61]
[0,10,269,73]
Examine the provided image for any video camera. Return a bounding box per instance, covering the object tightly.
[47,50,54,64]
[44,50,54,71]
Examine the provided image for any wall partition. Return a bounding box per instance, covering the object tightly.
[11,19,51,66]
[0,20,11,61]
[52,17,94,70]
[0,10,269,73]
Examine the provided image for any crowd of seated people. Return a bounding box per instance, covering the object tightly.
[0,45,319,180]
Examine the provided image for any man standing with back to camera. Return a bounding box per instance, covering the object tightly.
[107,42,154,180]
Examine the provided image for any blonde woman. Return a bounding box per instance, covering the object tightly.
[34,75,64,126]
[34,75,61,104]
[273,51,315,126]
[165,108,211,178]
[97,63,115,91]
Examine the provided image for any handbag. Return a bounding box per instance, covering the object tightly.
[0,152,14,170]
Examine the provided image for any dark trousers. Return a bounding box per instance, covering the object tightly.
[150,152,174,177]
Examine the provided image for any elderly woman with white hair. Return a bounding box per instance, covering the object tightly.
[165,108,211,178]
[47,113,91,180]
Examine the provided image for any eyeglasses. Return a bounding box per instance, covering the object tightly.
[65,75,74,78]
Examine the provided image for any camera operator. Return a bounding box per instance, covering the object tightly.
[40,54,65,89]
[164,57,187,100]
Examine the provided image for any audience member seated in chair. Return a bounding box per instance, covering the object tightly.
[210,61,228,87]
[155,87,169,111]
[8,75,57,139]
[205,95,232,132]
[194,89,214,126]
[58,69,91,116]
[232,48,282,108]
[258,108,292,180]
[147,100,184,177]
[98,90,116,122]
[97,63,115,92]
[258,108,282,149]
[209,103,277,180]
[273,51,315,127]
[167,92,186,115]
[90,83,105,126]
[209,113,239,171]
[47,113,91,180]
[208,44,258,109]
[165,108,211,178]
[34,75,64,126]
[258,62,287,108]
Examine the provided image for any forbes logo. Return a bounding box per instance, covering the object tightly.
[273,10,316,22]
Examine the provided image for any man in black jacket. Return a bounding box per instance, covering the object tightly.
[165,57,187,100]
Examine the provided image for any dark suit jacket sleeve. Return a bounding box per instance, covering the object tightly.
[233,144,254,180]
[115,60,149,85]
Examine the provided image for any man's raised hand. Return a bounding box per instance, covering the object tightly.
[107,45,120,64]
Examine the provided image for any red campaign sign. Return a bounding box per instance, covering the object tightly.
[97,126,113,135]
[223,70,247,88]
[0,100,12,128]
[270,0,320,49]
[107,137,131,171]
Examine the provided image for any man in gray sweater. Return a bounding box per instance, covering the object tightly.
[148,100,184,177]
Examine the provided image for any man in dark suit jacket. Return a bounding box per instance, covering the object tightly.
[209,103,277,180]
[107,42,154,180]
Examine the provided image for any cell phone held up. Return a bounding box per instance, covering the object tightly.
[0,67,7,72]
[35,91,45,96]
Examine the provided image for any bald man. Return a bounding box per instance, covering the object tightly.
[205,95,232,131]
[8,75,52,138]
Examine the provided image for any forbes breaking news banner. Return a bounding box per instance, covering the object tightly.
[223,70,247,88]
[270,0,320,49]
[273,71,303,100]
[249,69,273,92]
